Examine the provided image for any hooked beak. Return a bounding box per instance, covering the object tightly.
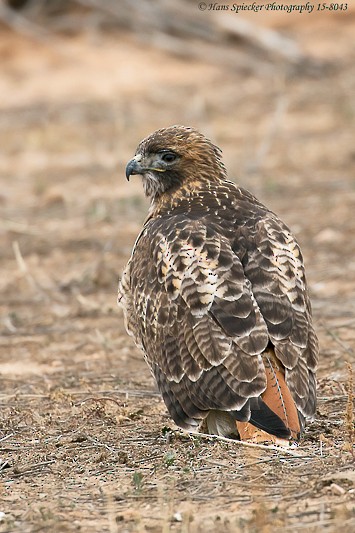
[125,154,143,181]
[125,153,167,181]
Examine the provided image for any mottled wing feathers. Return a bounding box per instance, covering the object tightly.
[120,215,272,429]
[242,212,318,418]
[118,178,318,438]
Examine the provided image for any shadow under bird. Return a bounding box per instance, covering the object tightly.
[118,125,319,444]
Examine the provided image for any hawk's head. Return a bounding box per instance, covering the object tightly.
[125,126,227,199]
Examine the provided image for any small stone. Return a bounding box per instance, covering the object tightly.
[173,512,183,522]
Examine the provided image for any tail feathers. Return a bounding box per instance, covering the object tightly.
[205,402,290,440]
[204,351,302,444]
[262,353,301,439]
[249,398,291,439]
[236,352,301,444]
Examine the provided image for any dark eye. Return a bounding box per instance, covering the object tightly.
[161,152,177,163]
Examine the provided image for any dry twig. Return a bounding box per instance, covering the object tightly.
[319,321,354,355]
[178,429,308,457]
[12,240,50,299]
[74,396,122,407]
[345,362,355,457]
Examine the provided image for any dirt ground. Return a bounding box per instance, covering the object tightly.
[1,7,355,533]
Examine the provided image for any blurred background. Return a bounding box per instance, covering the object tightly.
[1,0,354,369]
[0,1,355,531]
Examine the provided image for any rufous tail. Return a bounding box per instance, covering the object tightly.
[236,351,300,444]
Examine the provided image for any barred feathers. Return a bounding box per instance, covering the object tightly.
[119,126,319,443]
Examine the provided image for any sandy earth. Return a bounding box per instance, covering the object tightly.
[0,7,355,532]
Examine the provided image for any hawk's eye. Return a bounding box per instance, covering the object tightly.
[160,152,177,163]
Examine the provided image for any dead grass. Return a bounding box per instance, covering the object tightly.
[1,12,355,532]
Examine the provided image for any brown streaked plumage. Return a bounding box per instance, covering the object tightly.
[118,125,318,443]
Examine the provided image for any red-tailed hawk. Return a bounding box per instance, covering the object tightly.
[118,126,318,443]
